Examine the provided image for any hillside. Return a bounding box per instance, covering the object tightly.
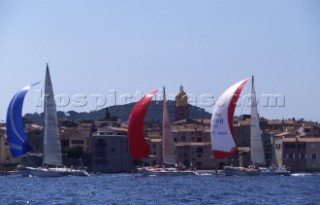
[24,100,211,125]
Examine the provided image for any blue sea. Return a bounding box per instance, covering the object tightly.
[0,173,319,205]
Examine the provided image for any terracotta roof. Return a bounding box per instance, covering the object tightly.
[97,126,127,132]
[274,132,293,137]
[171,125,210,132]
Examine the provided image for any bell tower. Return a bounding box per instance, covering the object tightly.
[175,85,189,121]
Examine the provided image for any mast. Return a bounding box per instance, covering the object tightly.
[43,64,62,167]
[162,87,176,166]
[250,76,266,165]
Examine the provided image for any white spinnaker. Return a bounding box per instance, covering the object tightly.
[211,79,248,159]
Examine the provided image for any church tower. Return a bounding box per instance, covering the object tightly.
[175,85,189,121]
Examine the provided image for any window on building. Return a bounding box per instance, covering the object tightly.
[275,144,281,149]
[180,109,185,118]
[266,153,271,159]
[153,144,156,148]
[71,140,84,145]
[196,147,203,153]
[300,153,306,159]
[197,137,202,142]
[304,128,311,133]
[312,153,317,159]
[97,147,105,152]
[298,144,306,149]
[97,139,105,145]
[181,135,186,140]
[289,153,293,159]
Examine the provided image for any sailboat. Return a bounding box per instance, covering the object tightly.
[128,88,196,176]
[6,64,89,177]
[210,76,290,176]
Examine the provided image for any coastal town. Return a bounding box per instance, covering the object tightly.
[1,0,319,204]
[0,86,319,174]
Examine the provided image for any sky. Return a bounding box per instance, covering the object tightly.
[0,0,320,122]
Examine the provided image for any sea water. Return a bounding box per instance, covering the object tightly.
[0,173,319,205]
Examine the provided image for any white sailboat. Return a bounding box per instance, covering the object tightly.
[210,76,290,176]
[7,64,89,177]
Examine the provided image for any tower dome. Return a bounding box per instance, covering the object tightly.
[175,85,188,107]
[174,85,189,121]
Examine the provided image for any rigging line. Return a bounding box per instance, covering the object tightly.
[254,76,264,119]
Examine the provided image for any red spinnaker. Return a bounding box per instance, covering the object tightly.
[128,90,158,160]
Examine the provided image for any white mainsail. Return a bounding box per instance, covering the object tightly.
[250,77,266,165]
[43,64,62,166]
[162,87,176,165]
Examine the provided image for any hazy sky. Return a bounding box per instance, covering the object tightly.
[1,0,319,122]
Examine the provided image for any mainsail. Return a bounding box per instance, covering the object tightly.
[250,77,266,165]
[162,87,176,165]
[128,89,158,160]
[6,83,39,157]
[42,64,62,166]
[211,79,248,159]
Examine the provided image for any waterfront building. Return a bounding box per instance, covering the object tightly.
[60,122,93,153]
[144,131,162,166]
[171,119,228,169]
[26,127,43,154]
[0,126,19,165]
[94,119,122,128]
[283,137,320,172]
[91,127,131,173]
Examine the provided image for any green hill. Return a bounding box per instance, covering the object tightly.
[24,100,211,125]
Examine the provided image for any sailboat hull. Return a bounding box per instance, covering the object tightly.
[17,166,89,177]
[223,166,291,176]
[137,167,198,176]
